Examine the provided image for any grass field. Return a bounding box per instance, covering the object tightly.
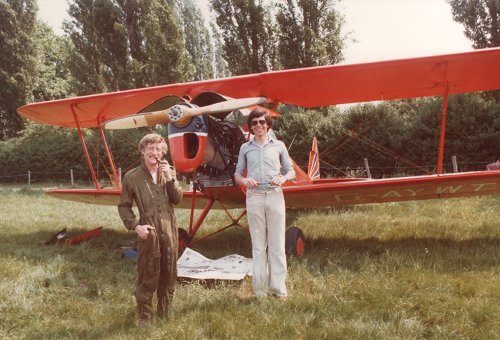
[0,190,498,339]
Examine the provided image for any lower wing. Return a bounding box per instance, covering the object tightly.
[45,170,499,209]
[284,171,499,208]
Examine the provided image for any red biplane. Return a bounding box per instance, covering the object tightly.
[17,48,500,256]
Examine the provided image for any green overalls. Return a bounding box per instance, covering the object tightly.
[118,162,183,320]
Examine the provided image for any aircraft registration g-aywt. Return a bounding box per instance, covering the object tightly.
[18,48,500,256]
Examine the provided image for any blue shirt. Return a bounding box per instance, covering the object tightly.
[234,137,295,185]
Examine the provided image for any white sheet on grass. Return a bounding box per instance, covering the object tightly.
[177,248,252,280]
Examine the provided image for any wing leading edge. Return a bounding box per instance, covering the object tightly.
[18,48,500,128]
[46,170,499,209]
[283,171,500,208]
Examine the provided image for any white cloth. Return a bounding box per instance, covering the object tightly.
[246,187,287,297]
[177,248,252,280]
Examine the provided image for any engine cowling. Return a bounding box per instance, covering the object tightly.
[168,115,209,173]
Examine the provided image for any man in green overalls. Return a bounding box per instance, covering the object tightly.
[118,133,183,326]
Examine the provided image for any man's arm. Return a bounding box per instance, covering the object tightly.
[234,144,258,188]
[166,179,183,204]
[118,178,139,231]
[234,144,247,179]
[159,160,183,204]
[271,142,296,186]
[118,175,155,239]
[234,173,245,186]
[280,143,296,181]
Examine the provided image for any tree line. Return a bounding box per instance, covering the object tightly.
[0,0,349,139]
[0,0,498,180]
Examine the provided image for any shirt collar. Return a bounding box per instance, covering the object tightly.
[248,135,276,145]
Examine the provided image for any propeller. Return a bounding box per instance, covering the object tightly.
[102,96,266,130]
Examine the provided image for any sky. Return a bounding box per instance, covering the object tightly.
[37,0,473,64]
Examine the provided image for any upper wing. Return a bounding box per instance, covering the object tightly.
[18,48,500,128]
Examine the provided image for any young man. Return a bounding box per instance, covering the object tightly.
[118,133,183,326]
[234,108,296,299]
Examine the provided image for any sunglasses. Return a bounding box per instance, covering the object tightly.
[251,119,267,126]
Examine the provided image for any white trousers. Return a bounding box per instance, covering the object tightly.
[246,187,287,297]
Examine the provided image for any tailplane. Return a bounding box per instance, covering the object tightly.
[307,137,320,180]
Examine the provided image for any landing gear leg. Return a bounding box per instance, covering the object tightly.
[285,226,305,257]
[178,228,190,255]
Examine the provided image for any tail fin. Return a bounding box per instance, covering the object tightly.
[307,137,320,179]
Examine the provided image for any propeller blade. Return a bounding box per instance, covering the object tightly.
[103,97,267,129]
[177,97,266,120]
[102,110,169,129]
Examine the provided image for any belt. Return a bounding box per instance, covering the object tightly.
[251,183,280,192]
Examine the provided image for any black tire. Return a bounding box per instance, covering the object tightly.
[285,226,305,257]
[178,228,190,254]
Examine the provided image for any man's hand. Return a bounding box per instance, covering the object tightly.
[271,175,287,187]
[242,177,258,188]
[158,160,173,181]
[135,224,154,239]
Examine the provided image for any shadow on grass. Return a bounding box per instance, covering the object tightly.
[2,226,499,337]
[2,226,498,274]
[186,226,252,258]
[0,227,140,338]
[1,227,134,259]
[23,316,138,340]
[302,236,500,273]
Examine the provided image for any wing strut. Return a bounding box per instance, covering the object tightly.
[72,107,99,189]
[98,125,121,189]
[183,186,248,250]
[188,186,215,240]
[437,81,449,175]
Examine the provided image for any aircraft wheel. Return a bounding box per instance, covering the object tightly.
[178,228,190,254]
[285,226,305,257]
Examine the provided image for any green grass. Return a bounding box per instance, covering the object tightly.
[0,192,498,339]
